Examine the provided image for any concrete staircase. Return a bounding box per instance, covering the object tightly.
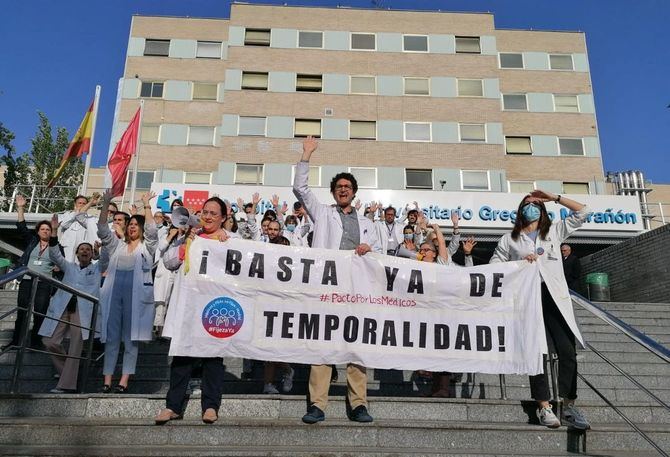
[0,289,668,456]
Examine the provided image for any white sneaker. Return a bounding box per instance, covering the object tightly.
[562,404,591,430]
[280,367,295,393]
[263,383,279,394]
[537,405,561,428]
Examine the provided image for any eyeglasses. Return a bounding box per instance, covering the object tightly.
[335,184,353,190]
[200,210,221,217]
[419,248,435,253]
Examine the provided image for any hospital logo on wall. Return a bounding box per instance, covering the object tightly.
[201,297,244,339]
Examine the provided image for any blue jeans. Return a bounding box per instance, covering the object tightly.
[103,270,139,376]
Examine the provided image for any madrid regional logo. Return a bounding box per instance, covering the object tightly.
[201,297,244,339]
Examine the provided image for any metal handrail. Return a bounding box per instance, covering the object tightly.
[571,290,670,456]
[0,266,100,394]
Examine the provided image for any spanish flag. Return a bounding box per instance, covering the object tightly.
[47,101,94,188]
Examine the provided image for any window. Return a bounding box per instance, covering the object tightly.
[351,33,376,50]
[235,164,264,185]
[505,136,532,154]
[141,125,160,144]
[292,165,321,186]
[563,182,590,194]
[296,74,322,92]
[244,28,271,46]
[460,124,486,142]
[196,41,221,59]
[188,126,215,146]
[499,53,524,69]
[502,94,527,111]
[404,77,430,96]
[241,72,268,90]
[550,54,574,70]
[126,171,155,189]
[140,81,163,98]
[348,167,377,188]
[559,138,584,156]
[403,35,428,52]
[405,169,433,189]
[455,36,481,54]
[294,119,321,138]
[184,172,211,185]
[298,31,323,48]
[404,122,431,142]
[461,170,490,191]
[457,79,483,97]
[554,95,579,113]
[143,39,169,57]
[349,121,376,140]
[192,82,218,100]
[350,76,376,94]
[238,116,266,136]
[508,181,536,193]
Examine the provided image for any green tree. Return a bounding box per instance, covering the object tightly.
[1,114,83,213]
[0,122,29,211]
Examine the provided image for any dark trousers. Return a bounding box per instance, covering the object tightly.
[12,279,52,346]
[166,356,225,415]
[529,283,578,401]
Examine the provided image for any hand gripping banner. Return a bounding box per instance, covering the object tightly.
[165,238,547,375]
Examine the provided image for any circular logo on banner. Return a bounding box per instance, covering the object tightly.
[536,247,545,255]
[201,297,244,339]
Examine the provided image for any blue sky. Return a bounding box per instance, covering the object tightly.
[1,0,668,183]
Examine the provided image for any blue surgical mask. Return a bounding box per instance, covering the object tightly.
[404,233,414,240]
[521,203,541,222]
[285,224,296,232]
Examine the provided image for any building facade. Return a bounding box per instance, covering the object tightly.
[113,3,606,199]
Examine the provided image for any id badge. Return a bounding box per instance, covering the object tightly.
[33,260,43,266]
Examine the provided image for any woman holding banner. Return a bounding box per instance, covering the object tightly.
[156,197,238,425]
[490,190,590,430]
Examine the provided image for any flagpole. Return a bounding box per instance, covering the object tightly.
[128,99,144,209]
[81,85,101,195]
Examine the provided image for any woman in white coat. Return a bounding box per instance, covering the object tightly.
[97,190,158,393]
[490,189,590,430]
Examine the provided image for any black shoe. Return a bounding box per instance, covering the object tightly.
[114,384,128,393]
[101,384,112,393]
[348,405,373,423]
[302,405,325,424]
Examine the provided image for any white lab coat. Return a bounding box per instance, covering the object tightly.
[293,160,381,252]
[153,226,175,303]
[490,207,589,345]
[282,229,305,247]
[38,245,105,340]
[58,211,99,263]
[375,220,405,254]
[96,221,158,343]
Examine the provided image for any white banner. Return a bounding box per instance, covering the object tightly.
[166,238,547,375]
[151,182,644,232]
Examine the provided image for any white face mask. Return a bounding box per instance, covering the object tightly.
[404,234,414,240]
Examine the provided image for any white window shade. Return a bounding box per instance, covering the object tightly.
[141,125,159,144]
[188,126,215,146]
[460,124,486,142]
[184,172,211,184]
[404,78,429,95]
[238,117,266,136]
[350,121,376,140]
[550,54,573,70]
[462,171,489,190]
[554,95,579,112]
[349,167,377,188]
[292,165,321,186]
[509,181,535,193]
[196,41,221,58]
[235,164,263,184]
[404,123,431,142]
[351,76,375,94]
[458,79,483,97]
[241,72,268,90]
[563,182,590,194]
[244,29,270,46]
[193,83,217,100]
[455,36,481,54]
[505,136,532,154]
[294,119,321,137]
[296,74,322,92]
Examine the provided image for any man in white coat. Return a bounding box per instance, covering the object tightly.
[40,216,105,393]
[58,194,100,263]
[374,206,405,255]
[293,136,381,424]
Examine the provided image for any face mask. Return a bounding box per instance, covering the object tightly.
[285,224,296,232]
[404,234,414,240]
[521,203,541,222]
